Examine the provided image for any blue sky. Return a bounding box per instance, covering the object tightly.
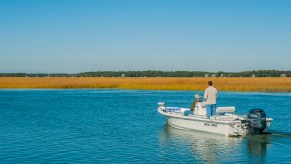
[0,0,290,73]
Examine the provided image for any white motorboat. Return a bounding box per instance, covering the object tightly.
[158,101,273,137]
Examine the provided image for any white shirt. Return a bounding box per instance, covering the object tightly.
[204,86,218,104]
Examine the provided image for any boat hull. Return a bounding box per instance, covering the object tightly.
[166,114,245,136]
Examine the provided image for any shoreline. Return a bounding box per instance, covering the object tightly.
[0,77,290,92]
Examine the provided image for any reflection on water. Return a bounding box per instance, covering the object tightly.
[245,135,269,163]
[158,125,272,163]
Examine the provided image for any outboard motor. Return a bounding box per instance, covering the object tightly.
[247,109,267,135]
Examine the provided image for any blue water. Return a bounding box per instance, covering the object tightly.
[0,89,291,163]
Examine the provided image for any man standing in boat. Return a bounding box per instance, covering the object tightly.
[204,81,218,118]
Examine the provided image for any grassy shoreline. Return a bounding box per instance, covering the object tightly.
[0,77,290,92]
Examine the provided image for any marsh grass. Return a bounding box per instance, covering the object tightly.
[0,77,290,92]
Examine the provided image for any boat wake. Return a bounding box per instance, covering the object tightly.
[267,131,291,138]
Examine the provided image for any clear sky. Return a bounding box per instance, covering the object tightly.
[0,0,290,73]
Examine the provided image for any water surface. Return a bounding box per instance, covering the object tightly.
[0,89,290,163]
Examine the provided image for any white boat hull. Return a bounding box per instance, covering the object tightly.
[168,117,242,136]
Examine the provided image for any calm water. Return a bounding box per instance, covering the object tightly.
[0,89,291,163]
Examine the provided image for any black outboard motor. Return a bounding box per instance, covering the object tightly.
[247,109,267,135]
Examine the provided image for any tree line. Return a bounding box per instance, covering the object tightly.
[0,70,290,77]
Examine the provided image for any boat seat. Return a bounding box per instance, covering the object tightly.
[216,107,235,114]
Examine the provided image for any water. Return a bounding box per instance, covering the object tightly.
[0,89,290,163]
